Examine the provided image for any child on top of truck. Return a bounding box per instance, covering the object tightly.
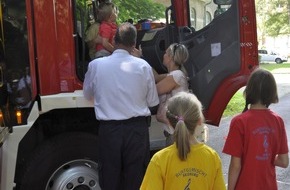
[95,2,118,58]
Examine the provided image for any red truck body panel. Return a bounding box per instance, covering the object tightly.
[27,0,82,96]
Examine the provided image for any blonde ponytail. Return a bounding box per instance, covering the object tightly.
[166,92,204,161]
[175,120,191,160]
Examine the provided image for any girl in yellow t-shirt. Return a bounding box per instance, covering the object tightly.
[140,92,226,190]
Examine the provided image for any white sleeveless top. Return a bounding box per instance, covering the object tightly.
[168,70,189,96]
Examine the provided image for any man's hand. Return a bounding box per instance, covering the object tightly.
[131,45,143,58]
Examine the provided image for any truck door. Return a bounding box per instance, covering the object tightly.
[140,0,258,126]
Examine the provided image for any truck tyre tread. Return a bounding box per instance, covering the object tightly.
[15,132,98,190]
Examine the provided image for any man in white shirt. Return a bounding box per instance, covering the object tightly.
[83,22,159,190]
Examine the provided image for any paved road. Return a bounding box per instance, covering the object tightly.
[207,68,290,189]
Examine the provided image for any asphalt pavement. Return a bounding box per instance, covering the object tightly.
[207,68,290,189]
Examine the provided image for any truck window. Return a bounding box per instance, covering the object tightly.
[188,0,233,31]
[0,1,31,125]
[189,0,231,30]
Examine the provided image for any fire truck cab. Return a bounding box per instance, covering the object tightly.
[0,0,258,189]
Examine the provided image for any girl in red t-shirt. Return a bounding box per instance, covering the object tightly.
[223,68,289,190]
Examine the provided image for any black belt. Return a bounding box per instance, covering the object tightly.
[100,116,151,127]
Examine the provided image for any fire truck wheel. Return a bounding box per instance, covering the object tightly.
[16,132,100,190]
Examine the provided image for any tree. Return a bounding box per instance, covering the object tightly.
[75,0,166,33]
[265,0,290,36]
[113,0,166,23]
[256,0,290,37]
[256,0,268,46]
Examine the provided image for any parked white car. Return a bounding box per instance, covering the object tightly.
[258,50,288,64]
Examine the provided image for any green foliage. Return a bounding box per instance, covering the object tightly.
[113,0,166,23]
[265,11,290,36]
[75,0,166,33]
[223,91,244,117]
[75,0,92,30]
[256,0,290,37]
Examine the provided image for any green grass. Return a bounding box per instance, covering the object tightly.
[259,63,290,71]
[222,62,290,117]
[223,91,244,117]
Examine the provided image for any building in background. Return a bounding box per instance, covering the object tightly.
[262,35,290,58]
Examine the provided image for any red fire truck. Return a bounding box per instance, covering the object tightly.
[0,0,258,189]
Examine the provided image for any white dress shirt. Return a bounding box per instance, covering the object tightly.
[83,49,159,120]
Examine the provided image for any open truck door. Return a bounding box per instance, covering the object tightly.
[140,0,258,126]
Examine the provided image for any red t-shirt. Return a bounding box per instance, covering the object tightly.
[96,21,117,52]
[223,109,288,190]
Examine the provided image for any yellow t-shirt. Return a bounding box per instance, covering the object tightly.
[140,143,226,190]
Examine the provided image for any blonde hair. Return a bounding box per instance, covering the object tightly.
[98,2,116,22]
[166,92,204,161]
[167,43,189,76]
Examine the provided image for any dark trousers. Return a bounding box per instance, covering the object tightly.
[98,116,150,190]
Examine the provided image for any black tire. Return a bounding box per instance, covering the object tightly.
[275,58,282,64]
[16,132,100,190]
